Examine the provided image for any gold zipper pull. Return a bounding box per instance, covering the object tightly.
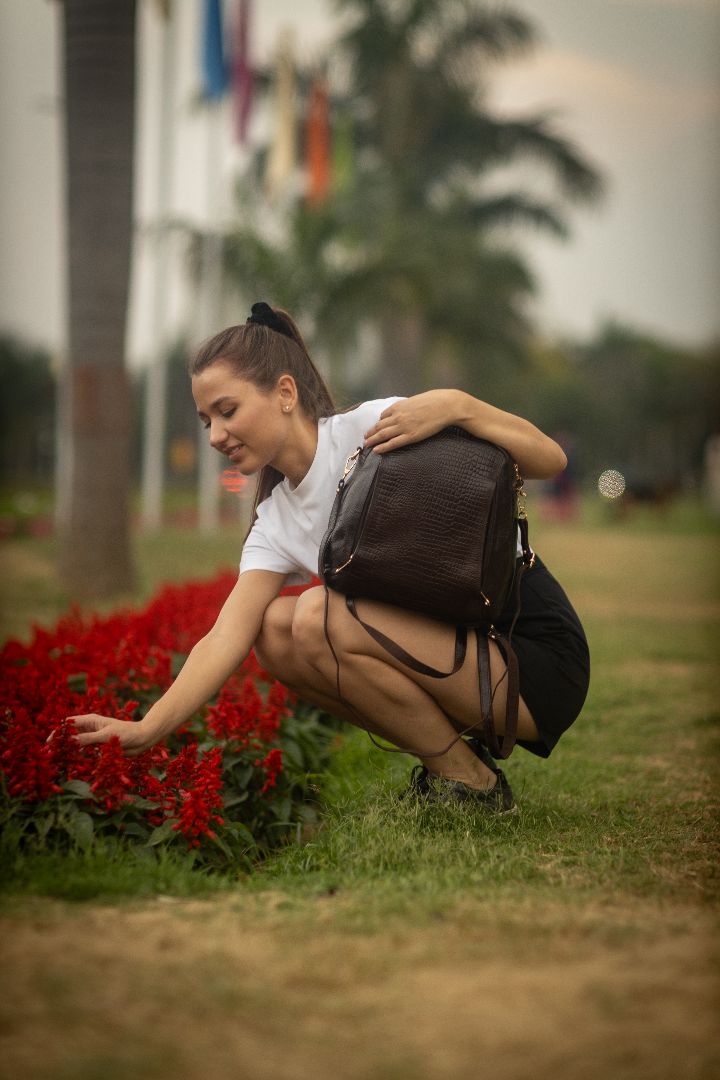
[337,447,362,491]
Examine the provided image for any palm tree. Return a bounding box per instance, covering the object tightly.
[57,0,136,597]
[224,0,603,399]
[332,0,603,393]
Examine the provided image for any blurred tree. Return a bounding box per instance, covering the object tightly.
[575,323,719,487]
[0,337,55,483]
[222,0,603,398]
[57,0,136,597]
[513,323,720,486]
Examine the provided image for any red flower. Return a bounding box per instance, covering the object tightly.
[172,747,225,847]
[0,570,319,854]
[260,747,283,794]
[90,737,135,813]
[0,710,62,802]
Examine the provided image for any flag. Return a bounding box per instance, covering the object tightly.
[202,0,228,101]
[305,76,330,206]
[231,0,253,142]
[265,29,297,201]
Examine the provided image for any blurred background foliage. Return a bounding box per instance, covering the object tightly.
[220,0,602,397]
[4,320,716,498]
[1,0,718,554]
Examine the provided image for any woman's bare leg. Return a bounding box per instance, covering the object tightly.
[256,588,541,790]
[254,597,387,731]
[296,593,532,789]
[255,595,495,787]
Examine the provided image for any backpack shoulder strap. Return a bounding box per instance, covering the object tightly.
[345,597,467,678]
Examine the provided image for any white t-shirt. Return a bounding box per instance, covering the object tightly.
[239,397,404,585]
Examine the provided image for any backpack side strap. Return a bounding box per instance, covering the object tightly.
[345,597,468,679]
[478,630,519,760]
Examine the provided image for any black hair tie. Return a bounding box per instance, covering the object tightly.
[247,301,291,338]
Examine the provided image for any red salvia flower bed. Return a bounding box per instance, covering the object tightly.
[0,572,333,868]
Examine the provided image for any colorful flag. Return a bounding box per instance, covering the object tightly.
[231,0,253,142]
[305,76,330,205]
[202,0,228,101]
[265,29,297,201]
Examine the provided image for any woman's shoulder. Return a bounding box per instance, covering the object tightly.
[321,397,403,446]
[326,396,404,428]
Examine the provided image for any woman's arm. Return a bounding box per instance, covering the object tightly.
[363,389,567,479]
[67,569,286,755]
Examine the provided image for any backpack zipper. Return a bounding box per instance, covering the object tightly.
[333,468,380,574]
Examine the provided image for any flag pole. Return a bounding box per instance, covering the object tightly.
[197,103,224,535]
[196,0,228,534]
[141,0,178,530]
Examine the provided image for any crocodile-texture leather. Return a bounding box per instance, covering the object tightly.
[319,426,517,627]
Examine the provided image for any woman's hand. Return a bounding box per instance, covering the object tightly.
[364,391,460,454]
[61,714,152,757]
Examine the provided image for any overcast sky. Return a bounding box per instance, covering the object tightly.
[0,0,718,358]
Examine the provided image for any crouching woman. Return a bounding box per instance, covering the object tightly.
[68,303,590,813]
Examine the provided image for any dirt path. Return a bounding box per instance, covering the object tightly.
[1,895,717,1080]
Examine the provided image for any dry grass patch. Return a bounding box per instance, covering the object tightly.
[1,895,718,1080]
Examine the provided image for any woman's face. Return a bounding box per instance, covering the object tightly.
[192,361,292,476]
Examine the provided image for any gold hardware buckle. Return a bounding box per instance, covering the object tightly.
[337,448,362,490]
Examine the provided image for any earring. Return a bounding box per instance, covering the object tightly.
[284,406,290,412]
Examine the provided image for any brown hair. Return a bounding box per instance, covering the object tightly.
[190,305,337,526]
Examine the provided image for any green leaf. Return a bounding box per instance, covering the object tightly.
[222,793,249,810]
[62,779,93,799]
[227,763,254,788]
[34,813,55,844]
[270,797,292,821]
[65,811,94,849]
[281,739,305,769]
[224,821,256,847]
[147,819,177,846]
[209,832,233,858]
[120,822,150,839]
[129,797,162,810]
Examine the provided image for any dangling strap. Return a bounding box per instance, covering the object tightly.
[477,631,519,760]
[476,520,534,759]
[345,597,467,679]
[323,586,477,758]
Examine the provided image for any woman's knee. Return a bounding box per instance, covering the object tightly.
[291,587,333,664]
[255,596,295,674]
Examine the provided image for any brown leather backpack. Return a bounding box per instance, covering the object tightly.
[319,426,534,759]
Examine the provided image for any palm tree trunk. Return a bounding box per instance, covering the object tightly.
[58,0,136,597]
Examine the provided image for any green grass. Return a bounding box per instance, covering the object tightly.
[0,836,234,903]
[1,498,718,918]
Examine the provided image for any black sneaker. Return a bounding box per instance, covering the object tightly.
[400,740,516,814]
[399,763,431,800]
[465,736,516,812]
[423,772,517,814]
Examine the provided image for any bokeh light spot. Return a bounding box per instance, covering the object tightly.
[598,469,626,499]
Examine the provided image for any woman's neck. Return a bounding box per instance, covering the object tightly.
[275,413,319,489]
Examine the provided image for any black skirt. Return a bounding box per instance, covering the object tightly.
[493,555,590,758]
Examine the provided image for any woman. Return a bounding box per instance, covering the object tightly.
[69,303,590,813]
